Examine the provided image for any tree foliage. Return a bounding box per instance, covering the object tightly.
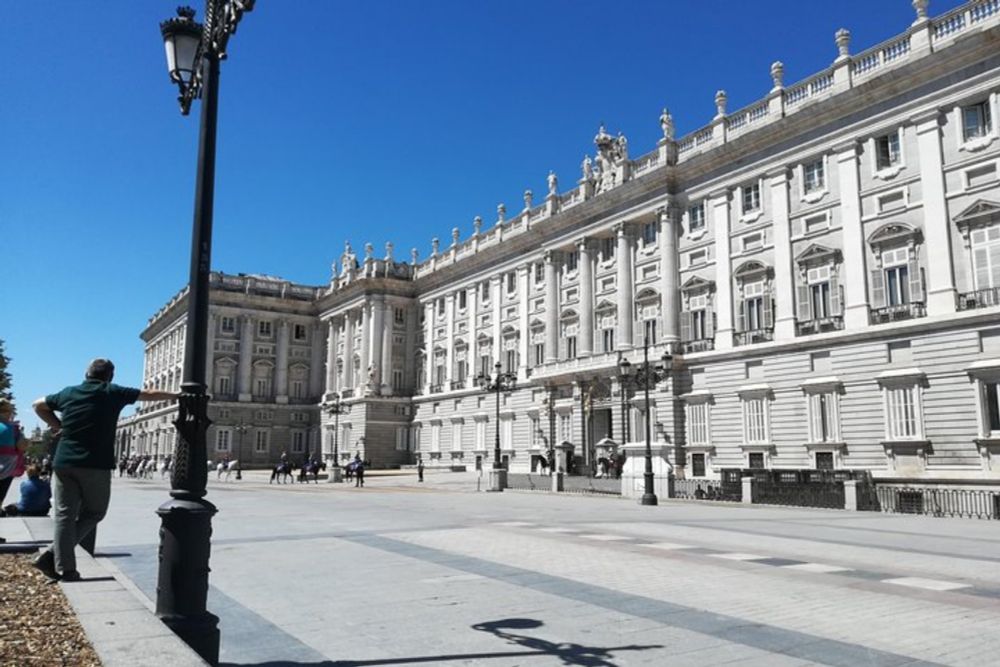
[0,338,11,402]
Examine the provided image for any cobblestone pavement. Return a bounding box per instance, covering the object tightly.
[75,471,1000,666]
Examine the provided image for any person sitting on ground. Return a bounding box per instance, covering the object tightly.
[2,464,51,517]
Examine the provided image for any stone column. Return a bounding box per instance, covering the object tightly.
[205,313,216,394]
[275,319,290,403]
[658,208,680,349]
[359,300,371,387]
[423,302,434,393]
[769,169,796,339]
[836,141,870,329]
[237,314,254,401]
[381,301,393,395]
[914,112,956,315]
[309,322,325,398]
[544,250,559,363]
[517,264,530,379]
[445,292,456,386]
[615,223,635,349]
[491,275,502,369]
[403,303,417,391]
[578,239,594,356]
[324,317,339,399]
[711,190,734,350]
[466,285,478,388]
[369,296,384,394]
[342,312,355,390]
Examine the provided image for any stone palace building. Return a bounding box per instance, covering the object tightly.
[120,0,1000,490]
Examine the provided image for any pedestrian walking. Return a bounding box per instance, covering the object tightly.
[31,358,179,581]
[417,458,424,483]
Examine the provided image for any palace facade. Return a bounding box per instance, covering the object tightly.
[121,1,1000,488]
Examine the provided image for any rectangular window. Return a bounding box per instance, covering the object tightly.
[434,363,446,386]
[984,381,1000,434]
[971,225,1000,290]
[803,159,825,193]
[258,320,272,337]
[644,320,657,345]
[744,281,765,331]
[394,307,405,324]
[534,343,545,366]
[963,101,993,142]
[687,402,709,446]
[291,380,304,399]
[743,397,768,444]
[505,349,516,374]
[886,385,920,439]
[293,324,308,341]
[254,378,272,398]
[506,272,517,294]
[221,317,236,334]
[565,251,578,272]
[815,452,835,470]
[392,368,404,390]
[534,263,544,284]
[742,182,761,214]
[437,298,446,316]
[215,428,231,453]
[481,282,490,303]
[884,254,911,306]
[748,452,765,469]
[458,290,467,310]
[431,423,441,452]
[876,132,901,170]
[742,233,763,252]
[566,336,577,359]
[691,453,706,477]
[689,203,705,231]
[291,431,306,454]
[600,237,615,261]
[808,392,839,443]
[217,376,231,396]
[480,355,491,376]
[689,249,706,267]
[602,328,615,353]
[255,430,269,453]
[642,221,658,246]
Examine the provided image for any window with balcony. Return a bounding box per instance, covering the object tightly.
[795,248,843,335]
[868,224,924,323]
[479,354,491,376]
[534,262,544,284]
[689,202,705,232]
[972,224,1000,291]
[291,431,306,454]
[686,400,710,446]
[962,100,993,142]
[505,349,517,374]
[392,368,404,391]
[216,375,231,397]
[437,298,446,316]
[680,283,715,352]
[741,281,769,331]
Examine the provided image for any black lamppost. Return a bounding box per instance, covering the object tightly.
[323,394,350,483]
[233,421,250,480]
[158,3,253,663]
[477,361,516,491]
[616,352,632,445]
[618,336,672,506]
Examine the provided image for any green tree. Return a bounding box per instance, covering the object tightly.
[0,338,11,402]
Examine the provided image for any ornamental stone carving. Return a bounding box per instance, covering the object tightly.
[770,61,784,91]
[547,170,558,196]
[835,28,851,60]
[659,108,674,140]
[451,227,460,246]
[496,203,506,226]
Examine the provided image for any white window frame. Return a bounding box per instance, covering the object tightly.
[739,180,763,222]
[684,395,712,447]
[872,128,904,179]
[800,156,828,202]
[291,430,306,454]
[801,380,842,445]
[956,93,999,153]
[970,223,1000,291]
[738,386,771,446]
[451,420,463,452]
[431,421,442,452]
[258,320,273,338]
[254,429,270,453]
[215,428,232,453]
[642,221,658,247]
[220,316,236,334]
[966,362,1000,440]
[293,323,308,341]
[688,202,706,233]
[877,371,926,442]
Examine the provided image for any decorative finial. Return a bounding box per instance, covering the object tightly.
[364,242,374,260]
[431,237,440,256]
[473,215,483,235]
[659,108,674,140]
[523,189,533,211]
[912,0,929,24]
[385,241,393,261]
[451,227,460,246]
[496,203,506,226]
[547,171,558,196]
[410,247,419,265]
[835,28,851,61]
[770,61,784,92]
[714,90,727,119]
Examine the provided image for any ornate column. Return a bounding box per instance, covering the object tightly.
[491,276,502,368]
[446,292,456,386]
[324,317,339,399]
[381,301,393,395]
[578,239,594,356]
[517,264,530,380]
[836,141,870,329]
[369,296,384,394]
[359,300,371,387]
[275,319,290,403]
[711,190,734,349]
[342,312,355,390]
[466,286,478,388]
[310,321,325,399]
[615,223,635,349]
[205,313,216,394]
[769,169,796,339]
[544,250,559,363]
[915,111,956,315]
[237,314,253,401]
[659,208,681,349]
[423,302,434,394]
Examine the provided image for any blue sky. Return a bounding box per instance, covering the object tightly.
[1,0,965,427]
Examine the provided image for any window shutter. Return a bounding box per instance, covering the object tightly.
[870,269,886,308]
[763,295,773,329]
[907,260,923,303]
[797,284,812,322]
[736,300,746,332]
[680,311,693,342]
[706,311,715,339]
[829,274,842,316]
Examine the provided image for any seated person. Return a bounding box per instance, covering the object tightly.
[2,465,51,517]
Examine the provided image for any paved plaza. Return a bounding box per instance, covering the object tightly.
[18,471,1000,666]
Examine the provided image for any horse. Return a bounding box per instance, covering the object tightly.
[343,460,361,481]
[159,458,172,479]
[270,461,295,484]
[299,460,326,484]
[217,459,239,481]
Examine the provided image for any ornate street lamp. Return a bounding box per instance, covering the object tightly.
[618,337,672,506]
[323,394,350,483]
[477,361,517,491]
[158,3,254,663]
[233,421,250,480]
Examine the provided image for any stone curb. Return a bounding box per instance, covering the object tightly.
[6,517,208,667]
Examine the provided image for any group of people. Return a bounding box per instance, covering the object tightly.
[0,405,52,523]
[118,453,170,479]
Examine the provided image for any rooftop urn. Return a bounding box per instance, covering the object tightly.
[714,90,727,119]
[835,28,851,61]
[770,61,784,91]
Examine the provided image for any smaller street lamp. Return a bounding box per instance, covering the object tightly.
[618,337,673,506]
[233,421,251,481]
[477,361,517,491]
[323,394,350,483]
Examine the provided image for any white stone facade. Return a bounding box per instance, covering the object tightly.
[124,1,1000,482]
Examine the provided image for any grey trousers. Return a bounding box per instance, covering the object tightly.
[51,467,111,573]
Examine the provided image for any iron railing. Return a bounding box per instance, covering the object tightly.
[869,302,926,324]
[734,328,774,346]
[671,477,740,502]
[505,473,549,492]
[873,485,1000,520]
[753,479,845,509]
[561,475,622,496]
[682,338,715,353]
[957,287,1000,311]
[796,316,844,336]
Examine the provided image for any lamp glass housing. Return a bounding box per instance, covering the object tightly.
[161,14,202,85]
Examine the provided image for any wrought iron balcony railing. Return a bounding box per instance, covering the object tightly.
[868,302,926,324]
[734,328,774,346]
[682,338,715,353]
[957,287,1000,311]
[796,316,844,336]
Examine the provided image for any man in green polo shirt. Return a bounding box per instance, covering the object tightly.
[32,358,179,581]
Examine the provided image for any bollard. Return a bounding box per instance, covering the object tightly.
[741,477,754,505]
[551,471,564,493]
[843,479,858,511]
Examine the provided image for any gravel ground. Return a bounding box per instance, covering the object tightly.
[0,554,101,666]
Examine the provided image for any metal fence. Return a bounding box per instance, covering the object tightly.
[873,486,1000,520]
[505,473,549,492]
[561,475,622,496]
[671,477,741,502]
[753,480,845,509]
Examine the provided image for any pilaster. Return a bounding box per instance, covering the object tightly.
[544,250,560,363]
[359,300,371,387]
[275,318,290,404]
[324,318,338,400]
[237,314,253,401]
[205,313,216,394]
[517,265,530,380]
[491,276,502,368]
[445,292,456,385]
[615,222,635,349]
[342,311,355,390]
[711,191,734,350]
[578,238,594,356]
[381,301,393,395]
[836,141,870,328]
[658,208,680,348]
[769,168,796,340]
[423,302,433,394]
[914,111,956,315]
[466,286,478,389]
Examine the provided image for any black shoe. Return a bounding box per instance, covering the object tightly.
[60,570,81,582]
[33,550,59,581]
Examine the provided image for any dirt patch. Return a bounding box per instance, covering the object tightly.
[0,553,101,666]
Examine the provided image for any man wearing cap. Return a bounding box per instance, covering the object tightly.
[31,358,180,581]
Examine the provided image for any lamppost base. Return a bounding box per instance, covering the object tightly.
[489,468,507,492]
[640,493,659,506]
[327,465,342,483]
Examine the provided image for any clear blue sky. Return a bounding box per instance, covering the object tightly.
[2,0,964,427]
